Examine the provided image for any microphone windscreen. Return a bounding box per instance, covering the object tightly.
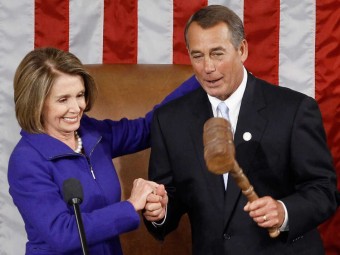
[63,178,84,205]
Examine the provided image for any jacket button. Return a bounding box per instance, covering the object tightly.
[223,233,231,240]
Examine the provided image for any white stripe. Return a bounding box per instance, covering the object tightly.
[69,0,104,64]
[279,0,316,97]
[208,0,244,22]
[137,0,173,64]
[0,1,31,254]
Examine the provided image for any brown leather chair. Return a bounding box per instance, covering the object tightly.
[85,64,194,255]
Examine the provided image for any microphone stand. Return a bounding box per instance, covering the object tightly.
[72,198,89,255]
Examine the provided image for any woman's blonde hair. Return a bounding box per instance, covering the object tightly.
[13,47,97,133]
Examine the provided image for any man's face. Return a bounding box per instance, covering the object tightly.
[187,22,248,100]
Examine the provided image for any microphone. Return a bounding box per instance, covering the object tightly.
[63,178,89,255]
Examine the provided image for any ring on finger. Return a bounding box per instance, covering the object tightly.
[263,215,267,221]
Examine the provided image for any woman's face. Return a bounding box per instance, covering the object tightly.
[42,73,86,139]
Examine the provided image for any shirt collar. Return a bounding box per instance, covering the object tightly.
[208,66,248,116]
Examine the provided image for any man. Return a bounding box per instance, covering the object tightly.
[143,5,338,255]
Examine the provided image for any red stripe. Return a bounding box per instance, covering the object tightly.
[243,0,280,85]
[103,0,138,63]
[316,1,340,253]
[34,0,69,51]
[172,0,207,64]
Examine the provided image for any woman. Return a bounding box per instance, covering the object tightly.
[8,48,197,254]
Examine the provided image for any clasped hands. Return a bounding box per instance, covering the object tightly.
[127,178,168,222]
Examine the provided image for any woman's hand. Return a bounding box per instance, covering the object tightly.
[127,178,159,211]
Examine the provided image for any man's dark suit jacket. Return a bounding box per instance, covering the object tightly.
[145,72,338,255]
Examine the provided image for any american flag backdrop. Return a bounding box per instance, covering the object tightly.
[0,0,339,254]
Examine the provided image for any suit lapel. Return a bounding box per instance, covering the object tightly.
[223,73,268,229]
[188,87,226,210]
[234,73,267,172]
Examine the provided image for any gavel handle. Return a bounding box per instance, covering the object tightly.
[231,161,280,238]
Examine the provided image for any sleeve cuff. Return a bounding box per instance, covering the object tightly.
[151,205,167,227]
[278,200,289,231]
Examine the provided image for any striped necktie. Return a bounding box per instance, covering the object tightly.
[216,101,230,190]
[217,101,230,121]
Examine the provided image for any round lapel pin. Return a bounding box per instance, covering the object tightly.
[243,132,252,141]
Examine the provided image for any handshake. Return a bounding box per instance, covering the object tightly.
[127,178,168,222]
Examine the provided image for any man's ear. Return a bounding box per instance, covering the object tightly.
[239,39,248,63]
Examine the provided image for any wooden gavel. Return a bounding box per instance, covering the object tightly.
[203,117,280,238]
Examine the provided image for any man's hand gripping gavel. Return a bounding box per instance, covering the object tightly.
[203,117,280,238]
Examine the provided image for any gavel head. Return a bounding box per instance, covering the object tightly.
[203,117,235,175]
